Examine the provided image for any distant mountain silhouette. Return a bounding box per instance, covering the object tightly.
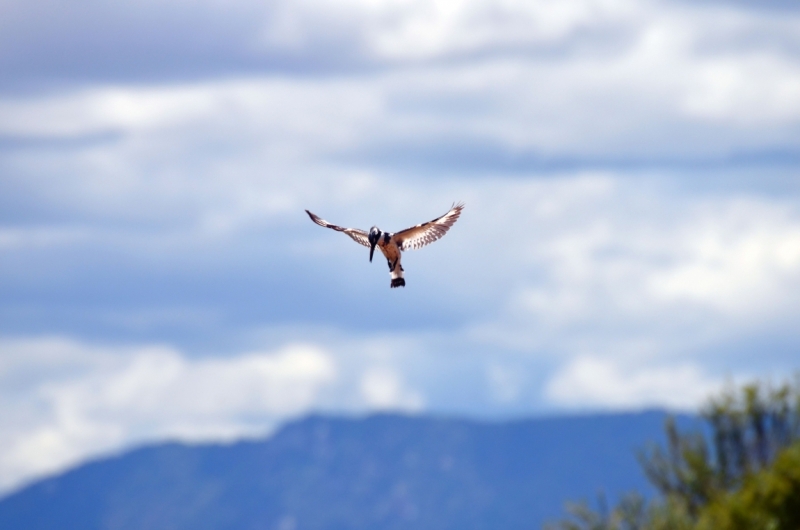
[0,411,686,530]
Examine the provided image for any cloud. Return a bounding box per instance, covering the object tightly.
[645,198,800,316]
[359,367,425,411]
[544,355,722,410]
[470,176,800,347]
[0,0,637,86]
[2,0,799,90]
[0,332,444,495]
[0,337,335,494]
[2,0,800,165]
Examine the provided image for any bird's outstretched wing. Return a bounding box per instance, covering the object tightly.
[395,202,464,251]
[305,210,370,248]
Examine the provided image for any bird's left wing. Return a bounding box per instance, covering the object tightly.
[395,202,464,251]
[305,210,370,247]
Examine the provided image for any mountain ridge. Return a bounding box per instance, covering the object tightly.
[0,410,688,530]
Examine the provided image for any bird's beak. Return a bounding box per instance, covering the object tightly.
[369,241,376,262]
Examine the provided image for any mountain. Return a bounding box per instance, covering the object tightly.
[0,411,683,530]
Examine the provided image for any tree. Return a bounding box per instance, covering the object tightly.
[549,378,800,530]
[698,441,800,530]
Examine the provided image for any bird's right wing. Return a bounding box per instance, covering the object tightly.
[305,210,370,248]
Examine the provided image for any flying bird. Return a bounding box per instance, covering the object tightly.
[305,203,464,288]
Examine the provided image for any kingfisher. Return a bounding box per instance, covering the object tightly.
[305,203,464,288]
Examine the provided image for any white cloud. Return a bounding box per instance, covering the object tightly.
[3,0,800,190]
[545,355,722,409]
[0,0,799,255]
[359,367,425,411]
[454,176,800,412]
[345,0,639,60]
[681,52,800,125]
[646,198,800,316]
[0,333,439,496]
[467,176,800,342]
[0,337,336,494]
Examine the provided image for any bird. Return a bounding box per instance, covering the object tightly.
[305,203,464,288]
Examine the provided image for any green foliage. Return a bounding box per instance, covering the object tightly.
[698,442,800,530]
[549,378,800,530]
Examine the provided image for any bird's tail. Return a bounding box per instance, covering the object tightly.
[390,264,405,288]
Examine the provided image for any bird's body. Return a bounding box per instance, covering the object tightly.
[305,203,464,288]
[375,231,405,287]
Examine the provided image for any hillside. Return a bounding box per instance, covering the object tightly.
[0,411,681,530]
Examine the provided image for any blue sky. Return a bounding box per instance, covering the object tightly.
[2,0,800,494]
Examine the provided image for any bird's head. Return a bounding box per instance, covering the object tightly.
[368,227,381,262]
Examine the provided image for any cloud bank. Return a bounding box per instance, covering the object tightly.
[0,338,336,492]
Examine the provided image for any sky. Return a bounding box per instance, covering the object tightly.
[2,0,800,495]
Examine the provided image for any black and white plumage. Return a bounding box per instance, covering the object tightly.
[305,203,464,288]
